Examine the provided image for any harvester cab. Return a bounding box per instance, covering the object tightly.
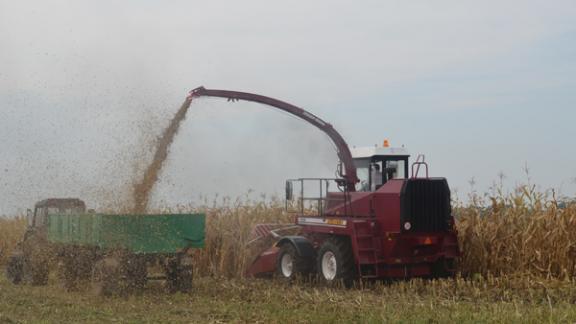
[351,144,410,192]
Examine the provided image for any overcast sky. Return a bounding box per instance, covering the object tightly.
[1,0,575,214]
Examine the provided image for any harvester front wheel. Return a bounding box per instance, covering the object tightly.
[275,243,312,281]
[316,238,355,287]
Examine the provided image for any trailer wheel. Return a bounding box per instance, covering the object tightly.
[5,254,24,284]
[76,249,97,281]
[165,255,193,293]
[91,257,121,296]
[177,262,193,293]
[54,247,97,291]
[124,256,148,292]
[316,238,356,287]
[275,243,312,281]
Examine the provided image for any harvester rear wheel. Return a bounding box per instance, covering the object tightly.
[316,237,356,287]
[432,258,456,279]
[275,243,312,281]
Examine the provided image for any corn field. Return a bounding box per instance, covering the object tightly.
[457,186,576,280]
[0,216,26,265]
[1,187,575,280]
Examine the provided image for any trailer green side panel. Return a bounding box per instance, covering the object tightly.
[47,213,205,254]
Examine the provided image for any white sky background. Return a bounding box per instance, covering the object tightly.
[1,0,575,214]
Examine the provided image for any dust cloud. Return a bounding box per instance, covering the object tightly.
[132,97,193,213]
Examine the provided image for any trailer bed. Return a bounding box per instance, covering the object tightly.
[47,213,205,253]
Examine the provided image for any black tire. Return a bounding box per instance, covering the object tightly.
[6,254,24,284]
[176,263,193,293]
[275,243,313,281]
[91,257,121,296]
[431,258,456,279]
[316,237,356,287]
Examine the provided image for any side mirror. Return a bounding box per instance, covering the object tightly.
[285,181,293,201]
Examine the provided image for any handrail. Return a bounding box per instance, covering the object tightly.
[285,178,350,217]
[411,154,429,178]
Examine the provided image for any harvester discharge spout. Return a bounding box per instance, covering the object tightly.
[186,86,359,192]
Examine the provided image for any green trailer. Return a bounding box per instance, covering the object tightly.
[47,213,205,253]
[6,198,206,295]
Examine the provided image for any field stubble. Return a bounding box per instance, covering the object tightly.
[2,274,576,323]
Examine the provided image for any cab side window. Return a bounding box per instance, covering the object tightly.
[27,209,34,227]
[354,159,371,192]
[34,208,47,226]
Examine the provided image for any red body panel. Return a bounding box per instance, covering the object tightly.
[246,246,279,277]
[247,179,460,279]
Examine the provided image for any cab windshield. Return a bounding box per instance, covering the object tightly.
[354,156,409,192]
[33,205,85,226]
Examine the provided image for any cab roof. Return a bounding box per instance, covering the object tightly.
[351,146,410,159]
[35,198,86,209]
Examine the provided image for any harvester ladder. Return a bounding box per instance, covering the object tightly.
[352,220,380,279]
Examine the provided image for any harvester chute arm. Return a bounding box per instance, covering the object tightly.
[186,86,358,191]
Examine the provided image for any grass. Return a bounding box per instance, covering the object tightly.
[0,216,25,265]
[2,275,576,323]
